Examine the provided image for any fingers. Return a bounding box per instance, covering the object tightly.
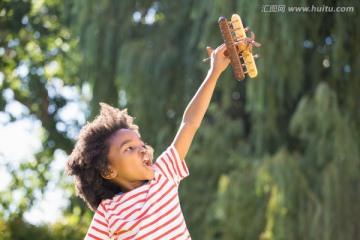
[214,43,225,51]
[206,44,227,57]
[203,44,229,63]
[204,44,230,73]
[206,46,214,57]
[209,44,226,58]
[215,44,227,55]
[202,47,214,62]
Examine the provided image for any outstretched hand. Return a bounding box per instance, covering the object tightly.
[206,44,230,75]
[173,44,230,160]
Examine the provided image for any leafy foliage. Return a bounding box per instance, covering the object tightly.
[0,0,84,220]
[1,0,359,239]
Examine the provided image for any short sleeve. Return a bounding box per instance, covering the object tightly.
[153,145,189,186]
[85,203,111,240]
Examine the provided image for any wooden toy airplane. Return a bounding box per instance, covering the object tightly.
[204,14,261,81]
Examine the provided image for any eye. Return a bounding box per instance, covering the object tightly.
[125,146,134,152]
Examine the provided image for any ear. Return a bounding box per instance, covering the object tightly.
[100,166,117,180]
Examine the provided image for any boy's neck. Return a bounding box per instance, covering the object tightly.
[120,180,149,193]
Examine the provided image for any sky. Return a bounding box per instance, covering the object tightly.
[0,46,93,223]
[0,79,89,225]
[0,114,70,225]
[0,1,163,226]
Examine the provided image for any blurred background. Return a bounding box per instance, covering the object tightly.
[0,0,359,239]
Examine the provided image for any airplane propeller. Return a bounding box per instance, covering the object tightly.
[244,32,261,53]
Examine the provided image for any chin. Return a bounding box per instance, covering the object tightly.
[145,170,155,180]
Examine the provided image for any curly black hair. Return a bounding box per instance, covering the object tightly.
[65,103,141,212]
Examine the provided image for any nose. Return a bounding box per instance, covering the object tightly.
[139,145,147,154]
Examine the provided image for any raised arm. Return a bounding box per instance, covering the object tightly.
[172,44,230,160]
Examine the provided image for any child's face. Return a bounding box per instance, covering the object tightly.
[105,128,154,192]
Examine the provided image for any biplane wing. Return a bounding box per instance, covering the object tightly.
[205,14,261,81]
[230,14,259,79]
[218,16,245,81]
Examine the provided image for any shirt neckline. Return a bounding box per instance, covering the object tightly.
[116,180,149,196]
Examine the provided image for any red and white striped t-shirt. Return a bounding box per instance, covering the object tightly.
[85,145,191,240]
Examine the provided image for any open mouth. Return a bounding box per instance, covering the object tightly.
[142,157,152,167]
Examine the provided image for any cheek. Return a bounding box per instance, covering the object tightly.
[109,155,131,171]
[107,153,122,171]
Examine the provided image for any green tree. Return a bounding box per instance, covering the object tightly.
[190,1,360,239]
[1,0,359,239]
[0,0,85,225]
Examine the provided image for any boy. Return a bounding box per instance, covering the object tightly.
[66,44,230,239]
